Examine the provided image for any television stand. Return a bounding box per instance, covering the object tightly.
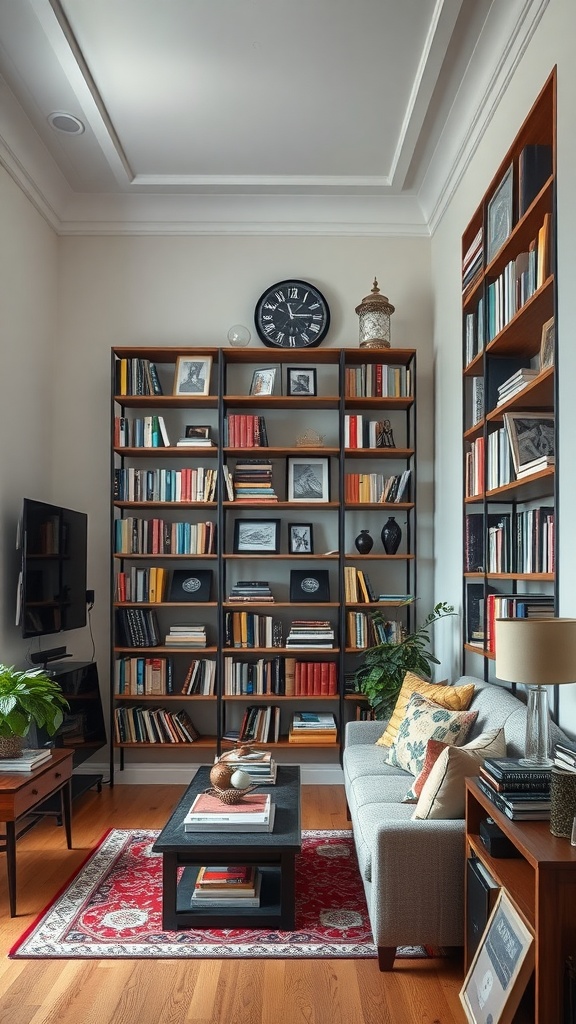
[30,646,71,667]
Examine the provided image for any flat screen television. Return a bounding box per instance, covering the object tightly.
[19,498,88,639]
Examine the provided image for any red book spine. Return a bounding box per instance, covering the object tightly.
[329,662,337,695]
[320,661,329,695]
[312,662,321,695]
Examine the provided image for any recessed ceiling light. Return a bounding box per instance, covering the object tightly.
[47,112,85,135]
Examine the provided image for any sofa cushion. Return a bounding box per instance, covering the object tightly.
[376,673,474,747]
[403,737,448,801]
[387,692,478,776]
[343,743,409,786]
[412,728,507,820]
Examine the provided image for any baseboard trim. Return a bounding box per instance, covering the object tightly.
[79,762,344,786]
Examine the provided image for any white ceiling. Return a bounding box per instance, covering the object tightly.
[0,0,548,233]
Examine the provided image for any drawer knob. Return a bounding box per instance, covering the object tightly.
[55,772,62,779]
[31,788,38,796]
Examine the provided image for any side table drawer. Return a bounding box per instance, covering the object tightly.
[12,763,72,818]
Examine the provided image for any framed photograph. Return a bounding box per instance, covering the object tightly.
[290,569,330,603]
[233,518,281,554]
[173,356,212,396]
[486,165,513,264]
[169,569,212,602]
[503,411,555,474]
[287,367,317,397]
[460,890,534,1024]
[539,316,555,371]
[287,457,330,503]
[249,367,277,396]
[184,425,211,439]
[289,523,314,554]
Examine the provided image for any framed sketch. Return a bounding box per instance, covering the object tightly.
[184,425,211,439]
[486,165,513,264]
[287,367,317,397]
[233,518,281,554]
[460,890,534,1024]
[539,316,555,371]
[173,356,212,396]
[503,411,555,474]
[249,367,277,396]
[289,523,314,554]
[287,457,330,503]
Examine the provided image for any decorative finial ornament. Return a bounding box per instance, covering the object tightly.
[355,278,395,348]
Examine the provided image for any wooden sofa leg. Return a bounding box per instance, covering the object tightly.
[377,946,396,971]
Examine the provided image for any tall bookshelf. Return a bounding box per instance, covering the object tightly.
[110,346,417,782]
[462,69,557,676]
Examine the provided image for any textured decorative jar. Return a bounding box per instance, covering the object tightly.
[354,530,374,554]
[0,735,24,759]
[549,767,576,838]
[381,517,402,555]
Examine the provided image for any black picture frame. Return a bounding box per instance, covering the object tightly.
[289,523,314,554]
[184,425,211,439]
[233,519,281,554]
[290,569,330,602]
[169,569,212,602]
[287,367,317,397]
[486,165,513,264]
[287,457,330,503]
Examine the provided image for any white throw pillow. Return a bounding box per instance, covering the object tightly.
[412,728,507,820]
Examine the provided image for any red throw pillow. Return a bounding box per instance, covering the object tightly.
[403,738,448,802]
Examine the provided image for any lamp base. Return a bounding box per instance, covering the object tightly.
[523,685,552,767]
[519,755,553,768]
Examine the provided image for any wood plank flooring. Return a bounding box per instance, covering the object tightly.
[0,783,466,1024]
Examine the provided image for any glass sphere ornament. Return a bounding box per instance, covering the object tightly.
[355,278,395,348]
[228,324,251,347]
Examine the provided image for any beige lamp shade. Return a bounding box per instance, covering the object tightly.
[495,618,576,685]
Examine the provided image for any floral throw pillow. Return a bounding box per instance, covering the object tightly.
[386,691,478,777]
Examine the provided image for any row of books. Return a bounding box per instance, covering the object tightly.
[237,704,281,744]
[115,607,160,648]
[115,566,168,603]
[222,656,337,696]
[223,415,269,448]
[114,415,171,449]
[113,705,199,745]
[224,612,282,650]
[346,611,402,649]
[114,655,175,695]
[115,357,163,396]
[344,471,410,504]
[477,756,551,820]
[485,213,550,344]
[462,226,483,292]
[343,566,377,603]
[114,517,217,556]
[464,507,556,575]
[343,415,397,450]
[191,865,263,907]
[184,793,275,834]
[466,588,553,648]
[496,367,539,406]
[114,467,218,507]
[344,363,412,398]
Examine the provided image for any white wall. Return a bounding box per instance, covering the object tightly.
[432,0,576,737]
[0,166,59,664]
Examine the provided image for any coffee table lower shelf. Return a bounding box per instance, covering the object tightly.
[175,863,284,928]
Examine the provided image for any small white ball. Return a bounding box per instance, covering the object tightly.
[230,769,252,790]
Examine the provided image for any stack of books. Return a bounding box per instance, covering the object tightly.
[164,624,207,647]
[183,792,276,832]
[285,620,335,649]
[218,749,277,784]
[477,756,551,820]
[228,581,274,603]
[516,454,556,479]
[176,436,215,447]
[0,748,52,772]
[191,865,263,908]
[496,367,539,405]
[232,460,278,502]
[288,711,337,745]
[553,741,576,773]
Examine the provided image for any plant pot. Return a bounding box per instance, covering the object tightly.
[354,530,374,554]
[381,517,402,555]
[0,735,24,759]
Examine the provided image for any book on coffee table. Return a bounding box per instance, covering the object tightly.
[183,792,276,832]
[191,869,263,907]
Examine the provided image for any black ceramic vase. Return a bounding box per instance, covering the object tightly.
[381,517,402,554]
[354,530,374,554]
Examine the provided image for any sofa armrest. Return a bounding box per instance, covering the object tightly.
[345,719,387,747]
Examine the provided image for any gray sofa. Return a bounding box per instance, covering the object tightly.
[343,675,569,970]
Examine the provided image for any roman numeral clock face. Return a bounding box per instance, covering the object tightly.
[254,280,330,348]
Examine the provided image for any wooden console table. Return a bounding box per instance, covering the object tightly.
[0,748,73,916]
[465,777,576,1024]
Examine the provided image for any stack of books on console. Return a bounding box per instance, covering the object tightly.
[228,581,275,603]
[191,865,263,908]
[285,620,335,649]
[183,791,276,832]
[0,748,52,772]
[553,741,576,773]
[288,711,337,745]
[218,749,277,784]
[477,756,551,820]
[164,624,207,647]
[232,460,278,502]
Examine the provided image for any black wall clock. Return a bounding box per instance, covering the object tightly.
[254,279,330,348]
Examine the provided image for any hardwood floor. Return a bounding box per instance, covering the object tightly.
[0,783,466,1024]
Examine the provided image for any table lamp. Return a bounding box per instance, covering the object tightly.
[494,617,576,766]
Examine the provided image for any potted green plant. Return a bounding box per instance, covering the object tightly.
[351,602,455,719]
[0,664,69,758]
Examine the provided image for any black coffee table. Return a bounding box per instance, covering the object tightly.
[152,765,301,930]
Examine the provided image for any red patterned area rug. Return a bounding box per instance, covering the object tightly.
[10,829,436,960]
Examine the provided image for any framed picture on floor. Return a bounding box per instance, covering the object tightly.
[287,457,330,503]
[233,518,281,554]
[460,890,534,1024]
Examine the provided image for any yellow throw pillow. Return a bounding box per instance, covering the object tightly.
[375,673,475,747]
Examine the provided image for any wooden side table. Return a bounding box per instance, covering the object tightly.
[0,748,73,916]
[465,777,576,1024]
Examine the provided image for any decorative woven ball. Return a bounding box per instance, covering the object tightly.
[230,769,252,790]
[209,762,234,790]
